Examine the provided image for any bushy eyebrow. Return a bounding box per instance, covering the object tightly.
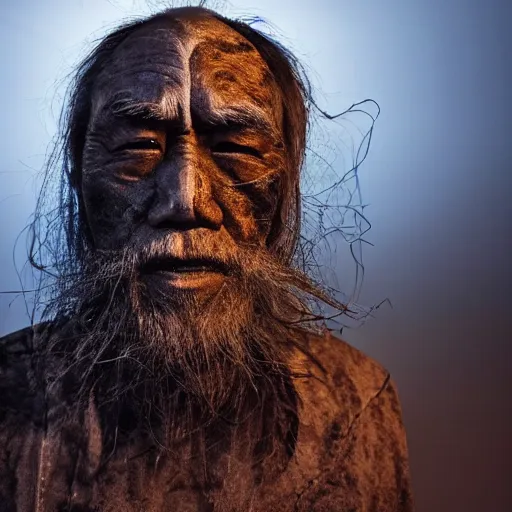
[194,105,274,134]
[99,97,172,123]
[97,96,276,135]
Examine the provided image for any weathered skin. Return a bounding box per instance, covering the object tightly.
[0,9,414,512]
[82,15,285,295]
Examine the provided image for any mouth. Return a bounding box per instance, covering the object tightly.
[140,257,229,290]
[141,257,229,274]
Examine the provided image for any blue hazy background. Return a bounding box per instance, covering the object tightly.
[1,1,510,510]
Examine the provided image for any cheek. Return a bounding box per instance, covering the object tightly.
[253,179,281,240]
[211,172,280,244]
[82,173,153,250]
[82,139,157,249]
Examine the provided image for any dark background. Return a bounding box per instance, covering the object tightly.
[1,1,510,510]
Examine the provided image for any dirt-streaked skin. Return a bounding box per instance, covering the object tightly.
[0,11,414,512]
[82,14,286,292]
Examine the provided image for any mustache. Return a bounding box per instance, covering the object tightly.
[94,229,254,277]
[54,227,341,327]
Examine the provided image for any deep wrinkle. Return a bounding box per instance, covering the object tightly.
[0,7,414,512]
[83,17,285,265]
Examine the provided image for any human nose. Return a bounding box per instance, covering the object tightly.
[148,149,196,228]
[147,146,222,231]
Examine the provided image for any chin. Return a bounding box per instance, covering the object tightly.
[132,270,253,350]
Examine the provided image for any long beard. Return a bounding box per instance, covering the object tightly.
[44,230,322,446]
[39,229,333,507]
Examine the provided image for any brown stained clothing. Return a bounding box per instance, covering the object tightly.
[0,325,413,511]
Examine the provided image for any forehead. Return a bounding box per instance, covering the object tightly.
[90,16,282,128]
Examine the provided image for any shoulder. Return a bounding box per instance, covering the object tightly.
[289,330,414,511]
[0,325,39,398]
[0,324,38,355]
[0,324,49,426]
[292,329,392,429]
[0,326,51,508]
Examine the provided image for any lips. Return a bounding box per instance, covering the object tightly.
[140,257,229,275]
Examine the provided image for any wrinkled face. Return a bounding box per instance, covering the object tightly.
[82,15,286,295]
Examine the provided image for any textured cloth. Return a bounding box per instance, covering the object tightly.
[0,324,414,511]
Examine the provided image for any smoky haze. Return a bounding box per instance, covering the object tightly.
[0,1,510,511]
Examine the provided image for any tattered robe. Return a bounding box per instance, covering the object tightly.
[0,324,414,511]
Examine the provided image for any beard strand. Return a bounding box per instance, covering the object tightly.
[38,230,337,505]
[43,231,322,456]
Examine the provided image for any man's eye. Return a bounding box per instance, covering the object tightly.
[116,139,162,152]
[212,141,262,159]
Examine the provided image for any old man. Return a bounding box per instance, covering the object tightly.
[0,6,413,511]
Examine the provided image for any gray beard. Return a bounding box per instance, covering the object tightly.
[39,230,337,502]
[44,230,322,439]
